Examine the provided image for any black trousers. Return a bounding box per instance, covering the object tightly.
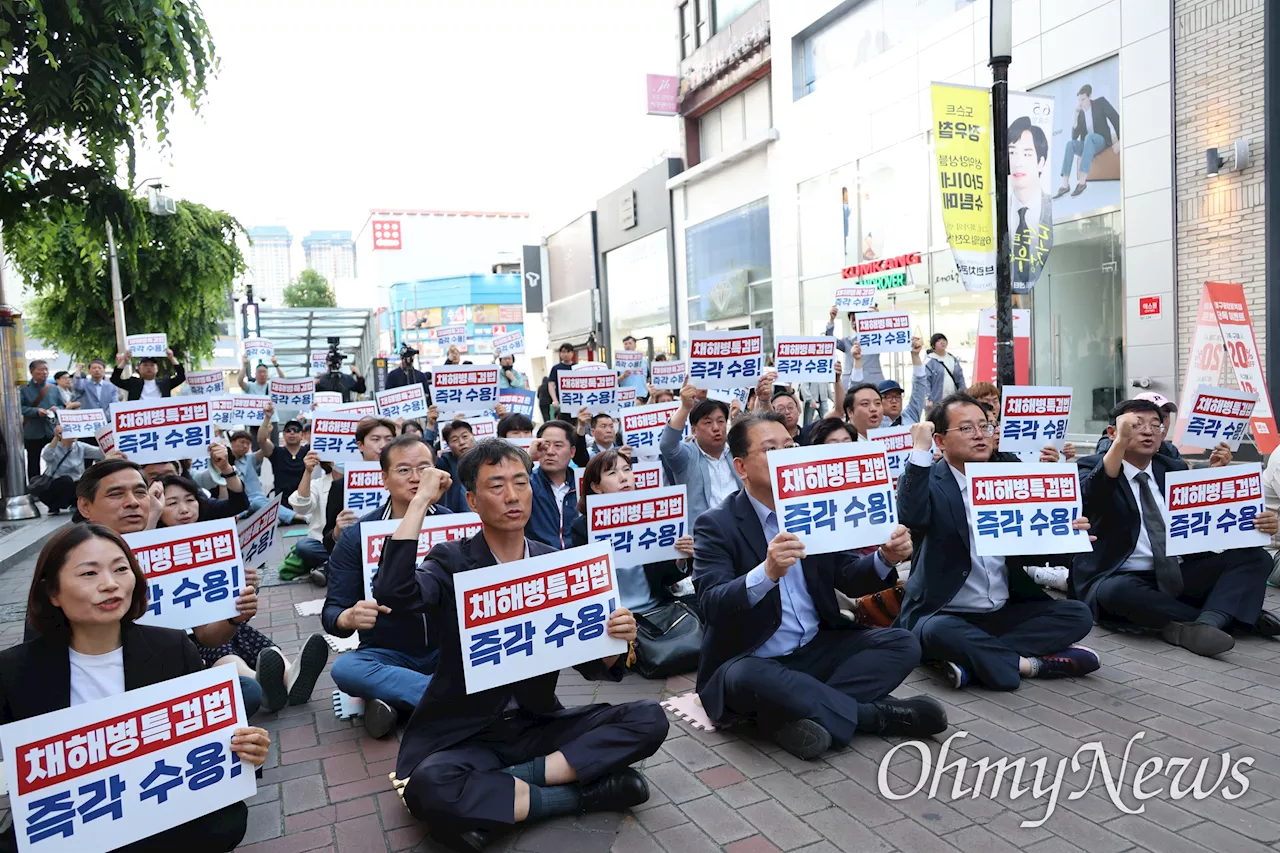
[37,476,77,512]
[720,627,920,745]
[23,438,44,479]
[403,702,668,831]
[114,802,247,852]
[916,599,1094,690]
[1094,548,1272,630]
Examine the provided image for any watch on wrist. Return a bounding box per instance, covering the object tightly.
[222,468,238,477]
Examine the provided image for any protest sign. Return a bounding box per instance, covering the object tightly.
[854,312,912,354]
[617,387,638,409]
[376,384,429,419]
[1175,385,1257,452]
[499,390,535,418]
[586,485,687,564]
[311,412,365,461]
[867,425,913,484]
[208,396,234,429]
[314,391,343,408]
[834,285,877,313]
[621,402,680,458]
[965,463,1089,557]
[454,540,625,694]
[342,462,387,513]
[236,497,282,571]
[430,365,500,416]
[185,370,226,396]
[505,436,534,452]
[361,512,483,600]
[55,409,107,440]
[469,416,498,441]
[230,395,271,426]
[436,325,467,348]
[687,330,764,390]
[615,351,645,379]
[774,336,836,383]
[631,460,663,490]
[112,399,212,464]
[558,369,617,415]
[708,387,750,409]
[493,330,525,357]
[125,333,167,358]
[1164,463,1268,557]
[768,442,897,554]
[333,400,377,416]
[268,378,314,410]
[650,360,687,389]
[311,350,329,374]
[242,337,273,363]
[0,665,254,853]
[95,424,116,454]
[999,385,1071,453]
[124,518,243,630]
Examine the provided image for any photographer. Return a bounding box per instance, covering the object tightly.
[314,340,366,403]
[386,343,432,402]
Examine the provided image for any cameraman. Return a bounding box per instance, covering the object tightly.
[386,343,432,402]
[315,348,366,402]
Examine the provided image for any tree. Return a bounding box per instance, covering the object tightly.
[7,196,246,364]
[283,269,337,308]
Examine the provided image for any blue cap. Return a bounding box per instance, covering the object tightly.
[877,379,903,395]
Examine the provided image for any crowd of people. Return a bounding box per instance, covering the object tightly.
[4,315,1278,853]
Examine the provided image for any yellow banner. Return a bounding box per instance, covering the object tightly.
[930,83,996,292]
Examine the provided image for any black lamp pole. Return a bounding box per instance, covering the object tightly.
[990,0,1015,389]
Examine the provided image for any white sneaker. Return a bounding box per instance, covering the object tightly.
[1029,565,1069,591]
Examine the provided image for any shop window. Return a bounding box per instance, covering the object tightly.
[605,230,672,353]
[698,78,771,162]
[686,199,772,336]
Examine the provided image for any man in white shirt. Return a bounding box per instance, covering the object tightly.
[660,381,741,520]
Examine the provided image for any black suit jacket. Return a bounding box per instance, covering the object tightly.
[1073,97,1120,148]
[895,459,1050,632]
[111,362,187,400]
[690,490,893,723]
[372,533,624,779]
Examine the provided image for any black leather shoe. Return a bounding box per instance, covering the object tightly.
[364,698,398,739]
[580,768,650,813]
[774,719,831,760]
[1253,610,1280,638]
[1161,620,1234,656]
[870,696,948,737]
[429,826,491,852]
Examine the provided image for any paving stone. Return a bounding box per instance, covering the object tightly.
[801,808,892,853]
[723,837,783,853]
[283,774,329,815]
[323,751,371,785]
[334,813,389,853]
[611,818,663,853]
[816,780,903,828]
[739,800,822,850]
[697,765,747,789]
[636,804,686,834]
[646,760,712,804]
[244,799,284,845]
[755,772,829,815]
[714,741,784,777]
[666,736,727,772]
[680,795,758,843]
[652,823,722,853]
[874,816,963,853]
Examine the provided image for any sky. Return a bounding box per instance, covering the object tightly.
[134,0,681,260]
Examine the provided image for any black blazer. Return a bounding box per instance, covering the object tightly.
[568,515,686,603]
[690,490,893,723]
[1073,97,1120,149]
[895,459,1050,632]
[372,533,624,780]
[111,363,187,400]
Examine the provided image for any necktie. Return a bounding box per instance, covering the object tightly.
[1133,472,1183,597]
[1013,207,1032,283]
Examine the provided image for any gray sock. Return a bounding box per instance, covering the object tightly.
[1196,610,1231,630]
[1026,657,1044,678]
[526,783,581,820]
[502,756,546,786]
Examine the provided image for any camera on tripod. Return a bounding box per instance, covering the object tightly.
[326,337,346,371]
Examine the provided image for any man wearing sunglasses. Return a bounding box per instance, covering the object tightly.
[258,417,310,506]
[897,394,1100,691]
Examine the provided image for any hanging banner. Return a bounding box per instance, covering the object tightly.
[1178,385,1257,452]
[967,463,1088,557]
[930,83,996,292]
[999,386,1072,453]
[493,330,525,357]
[55,408,108,440]
[687,330,764,390]
[586,486,687,564]
[186,370,226,396]
[112,399,212,464]
[376,384,429,419]
[767,442,897,555]
[237,496,282,570]
[269,378,315,409]
[343,462,388,513]
[650,360,687,390]
[834,285,876,313]
[1164,464,1268,557]
[124,518,243,630]
[854,312,912,354]
[773,337,836,383]
[430,365,501,416]
[125,333,167,358]
[362,512,484,600]
[1007,90,1055,293]
[621,402,681,458]
[242,337,274,363]
[973,307,1031,385]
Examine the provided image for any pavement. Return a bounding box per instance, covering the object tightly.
[1,542,1279,853]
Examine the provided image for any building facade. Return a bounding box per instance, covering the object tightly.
[388,273,525,363]
[302,230,357,282]
[245,225,293,306]
[543,212,601,356]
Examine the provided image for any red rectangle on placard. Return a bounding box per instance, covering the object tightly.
[1003,396,1072,416]
[463,556,613,628]
[775,457,890,499]
[1167,474,1262,510]
[589,495,684,532]
[970,475,1078,506]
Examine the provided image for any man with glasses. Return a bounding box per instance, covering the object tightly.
[527,420,578,549]
[1074,399,1280,656]
[897,394,1100,690]
[692,412,945,761]
[770,390,812,446]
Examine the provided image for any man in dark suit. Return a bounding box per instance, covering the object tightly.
[373,439,667,852]
[896,395,1099,690]
[692,411,945,762]
[1008,116,1054,290]
[1074,399,1280,657]
[1056,83,1120,198]
[111,347,186,399]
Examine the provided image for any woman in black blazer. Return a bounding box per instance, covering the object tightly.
[0,524,271,853]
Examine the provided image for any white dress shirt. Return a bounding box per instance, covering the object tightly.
[1119,458,1165,573]
[698,442,738,507]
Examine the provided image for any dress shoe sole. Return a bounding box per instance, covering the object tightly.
[775,719,832,760]
[255,647,289,713]
[1161,621,1234,657]
[365,699,399,739]
[287,633,330,706]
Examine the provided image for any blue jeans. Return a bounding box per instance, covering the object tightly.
[1061,132,1105,179]
[241,494,294,524]
[331,647,437,712]
[295,537,329,568]
[239,675,263,718]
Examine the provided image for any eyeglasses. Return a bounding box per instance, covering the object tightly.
[1132,422,1167,435]
[942,423,997,438]
[392,464,435,479]
[749,442,798,456]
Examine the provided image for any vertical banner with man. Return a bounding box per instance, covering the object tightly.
[930,82,996,292]
[1006,91,1055,292]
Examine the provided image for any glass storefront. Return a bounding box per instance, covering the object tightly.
[686,199,774,351]
[604,229,672,353]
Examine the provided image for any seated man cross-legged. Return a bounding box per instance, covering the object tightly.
[897,395,1100,690]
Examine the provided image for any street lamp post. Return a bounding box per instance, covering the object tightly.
[990,0,1016,389]
[0,228,39,520]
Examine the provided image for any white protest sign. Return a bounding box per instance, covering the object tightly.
[614,351,645,379]
[586,485,687,564]
[314,391,343,408]
[311,412,365,461]
[617,387,638,409]
[334,400,377,416]
[504,436,534,452]
[454,540,626,695]
[1164,463,1268,557]
[558,369,617,416]
[311,350,329,374]
[269,378,315,410]
[834,284,876,313]
[95,424,116,453]
[124,518,243,630]
[186,370,226,396]
[55,409,107,440]
[362,512,483,600]
[493,330,525,357]
[774,336,836,383]
[631,460,663,490]
[376,384,429,419]
[854,312,912,354]
[230,394,271,426]
[768,441,897,554]
[242,337,273,363]
[0,665,254,853]
[965,463,1089,557]
[469,416,498,441]
[112,399,212,464]
[1177,385,1257,452]
[342,462,387,513]
[436,325,467,348]
[208,396,234,429]
[621,402,680,458]
[999,385,1071,453]
[430,364,500,416]
[650,360,687,389]
[687,330,764,390]
[125,333,167,358]
[237,496,282,570]
[708,387,750,408]
[867,425,914,484]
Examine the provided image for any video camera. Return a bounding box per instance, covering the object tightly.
[326,337,346,372]
[399,343,418,363]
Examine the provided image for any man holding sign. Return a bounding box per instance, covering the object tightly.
[1076,398,1280,657]
[373,440,666,851]
[112,346,186,401]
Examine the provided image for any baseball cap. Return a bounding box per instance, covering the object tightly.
[283,419,304,431]
[876,379,904,395]
[1108,398,1165,423]
[138,356,157,366]
[1134,392,1177,412]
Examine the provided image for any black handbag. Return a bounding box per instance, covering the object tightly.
[28,446,72,505]
[631,599,703,679]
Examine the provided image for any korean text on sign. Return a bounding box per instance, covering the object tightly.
[616,387,637,409]
[95,425,115,454]
[361,513,483,600]
[314,391,343,408]
[236,497,281,571]
[999,386,1072,453]
[55,409,107,440]
[866,425,913,483]
[185,370,225,397]
[241,338,273,363]
[453,540,625,695]
[708,386,750,409]
[1178,385,1257,452]
[0,665,254,853]
[834,286,876,313]
[586,486,687,564]
[124,518,243,630]
[112,400,212,465]
[493,330,525,357]
[854,312,912,354]
[614,351,645,377]
[630,461,663,491]
[965,463,1088,558]
[687,330,763,390]
[430,365,500,416]
[208,396,234,428]
[375,384,428,419]
[499,390,536,418]
[268,378,314,410]
[650,360,687,390]
[1163,463,1269,557]
[343,462,387,513]
[310,350,329,374]
[436,325,467,347]
[230,395,271,426]
[468,417,498,441]
[558,370,617,416]
[621,402,680,458]
[311,412,365,461]
[333,400,377,416]
[767,442,897,554]
[125,334,167,358]
[773,337,836,383]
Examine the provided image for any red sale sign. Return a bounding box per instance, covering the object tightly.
[973,308,1030,386]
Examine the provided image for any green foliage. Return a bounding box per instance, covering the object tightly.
[283,269,337,308]
[7,197,245,364]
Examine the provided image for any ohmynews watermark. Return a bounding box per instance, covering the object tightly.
[877,731,1254,828]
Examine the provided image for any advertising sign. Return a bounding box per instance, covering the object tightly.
[930,83,996,292]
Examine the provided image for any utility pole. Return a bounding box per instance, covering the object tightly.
[107,220,127,355]
[990,0,1015,388]
[0,228,39,519]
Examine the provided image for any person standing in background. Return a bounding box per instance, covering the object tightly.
[547,343,576,417]
[72,359,120,435]
[21,359,56,478]
[826,305,884,386]
[619,336,649,404]
[924,333,966,406]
